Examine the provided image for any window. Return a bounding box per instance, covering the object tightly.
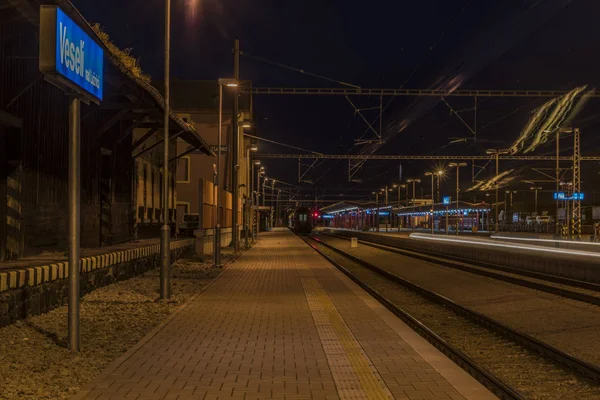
[178,113,191,124]
[177,156,190,183]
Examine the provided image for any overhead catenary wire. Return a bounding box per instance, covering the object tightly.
[240,51,360,89]
[244,133,322,155]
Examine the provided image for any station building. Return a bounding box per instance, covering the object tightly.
[0,0,212,260]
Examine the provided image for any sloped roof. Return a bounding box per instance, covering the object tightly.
[14,0,214,156]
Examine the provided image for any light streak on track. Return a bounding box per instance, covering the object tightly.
[491,235,600,247]
[409,233,600,258]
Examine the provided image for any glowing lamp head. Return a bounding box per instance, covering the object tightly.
[218,78,239,87]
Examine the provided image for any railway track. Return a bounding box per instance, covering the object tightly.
[320,231,600,307]
[302,233,600,400]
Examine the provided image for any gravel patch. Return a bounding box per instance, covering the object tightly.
[0,255,226,400]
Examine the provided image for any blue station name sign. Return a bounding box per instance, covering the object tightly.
[39,6,104,101]
[554,192,584,200]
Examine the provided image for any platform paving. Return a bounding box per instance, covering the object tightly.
[74,229,495,400]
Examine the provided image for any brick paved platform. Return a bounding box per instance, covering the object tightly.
[74,229,495,400]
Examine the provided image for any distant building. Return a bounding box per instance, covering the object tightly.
[168,80,253,235]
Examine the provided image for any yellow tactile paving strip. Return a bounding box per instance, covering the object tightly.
[301,275,393,399]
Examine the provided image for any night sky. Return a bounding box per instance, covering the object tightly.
[74,0,600,204]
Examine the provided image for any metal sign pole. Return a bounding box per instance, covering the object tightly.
[68,96,81,352]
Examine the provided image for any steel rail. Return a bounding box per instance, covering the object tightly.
[299,236,523,400]
[309,234,600,382]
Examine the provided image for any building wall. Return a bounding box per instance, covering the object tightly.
[176,112,247,228]
[131,127,177,237]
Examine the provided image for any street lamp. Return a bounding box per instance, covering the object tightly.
[372,191,379,232]
[486,149,509,233]
[425,172,436,234]
[406,179,421,204]
[244,143,258,249]
[505,190,517,223]
[270,179,276,230]
[213,78,240,268]
[250,159,261,241]
[436,170,444,203]
[448,162,467,235]
[159,0,173,301]
[530,186,542,216]
[380,186,393,232]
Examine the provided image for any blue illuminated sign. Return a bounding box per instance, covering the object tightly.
[554,192,584,200]
[322,215,334,219]
[365,211,390,216]
[443,196,451,205]
[40,6,104,101]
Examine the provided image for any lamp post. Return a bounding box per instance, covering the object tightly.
[436,170,444,203]
[425,172,435,234]
[486,149,509,233]
[251,160,261,239]
[213,79,239,268]
[159,0,172,300]
[245,143,258,247]
[407,179,421,204]
[505,190,517,224]
[256,166,264,236]
[530,186,542,216]
[449,162,467,235]
[270,179,275,230]
[392,184,400,229]
[276,189,281,227]
[262,177,267,209]
[372,192,379,232]
[381,186,391,232]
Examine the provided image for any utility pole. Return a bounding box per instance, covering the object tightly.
[449,162,467,235]
[572,128,581,239]
[556,129,560,236]
[160,0,172,300]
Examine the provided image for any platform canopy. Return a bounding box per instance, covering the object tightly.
[320,201,369,215]
[394,201,491,216]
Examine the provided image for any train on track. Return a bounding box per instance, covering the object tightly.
[291,206,313,235]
